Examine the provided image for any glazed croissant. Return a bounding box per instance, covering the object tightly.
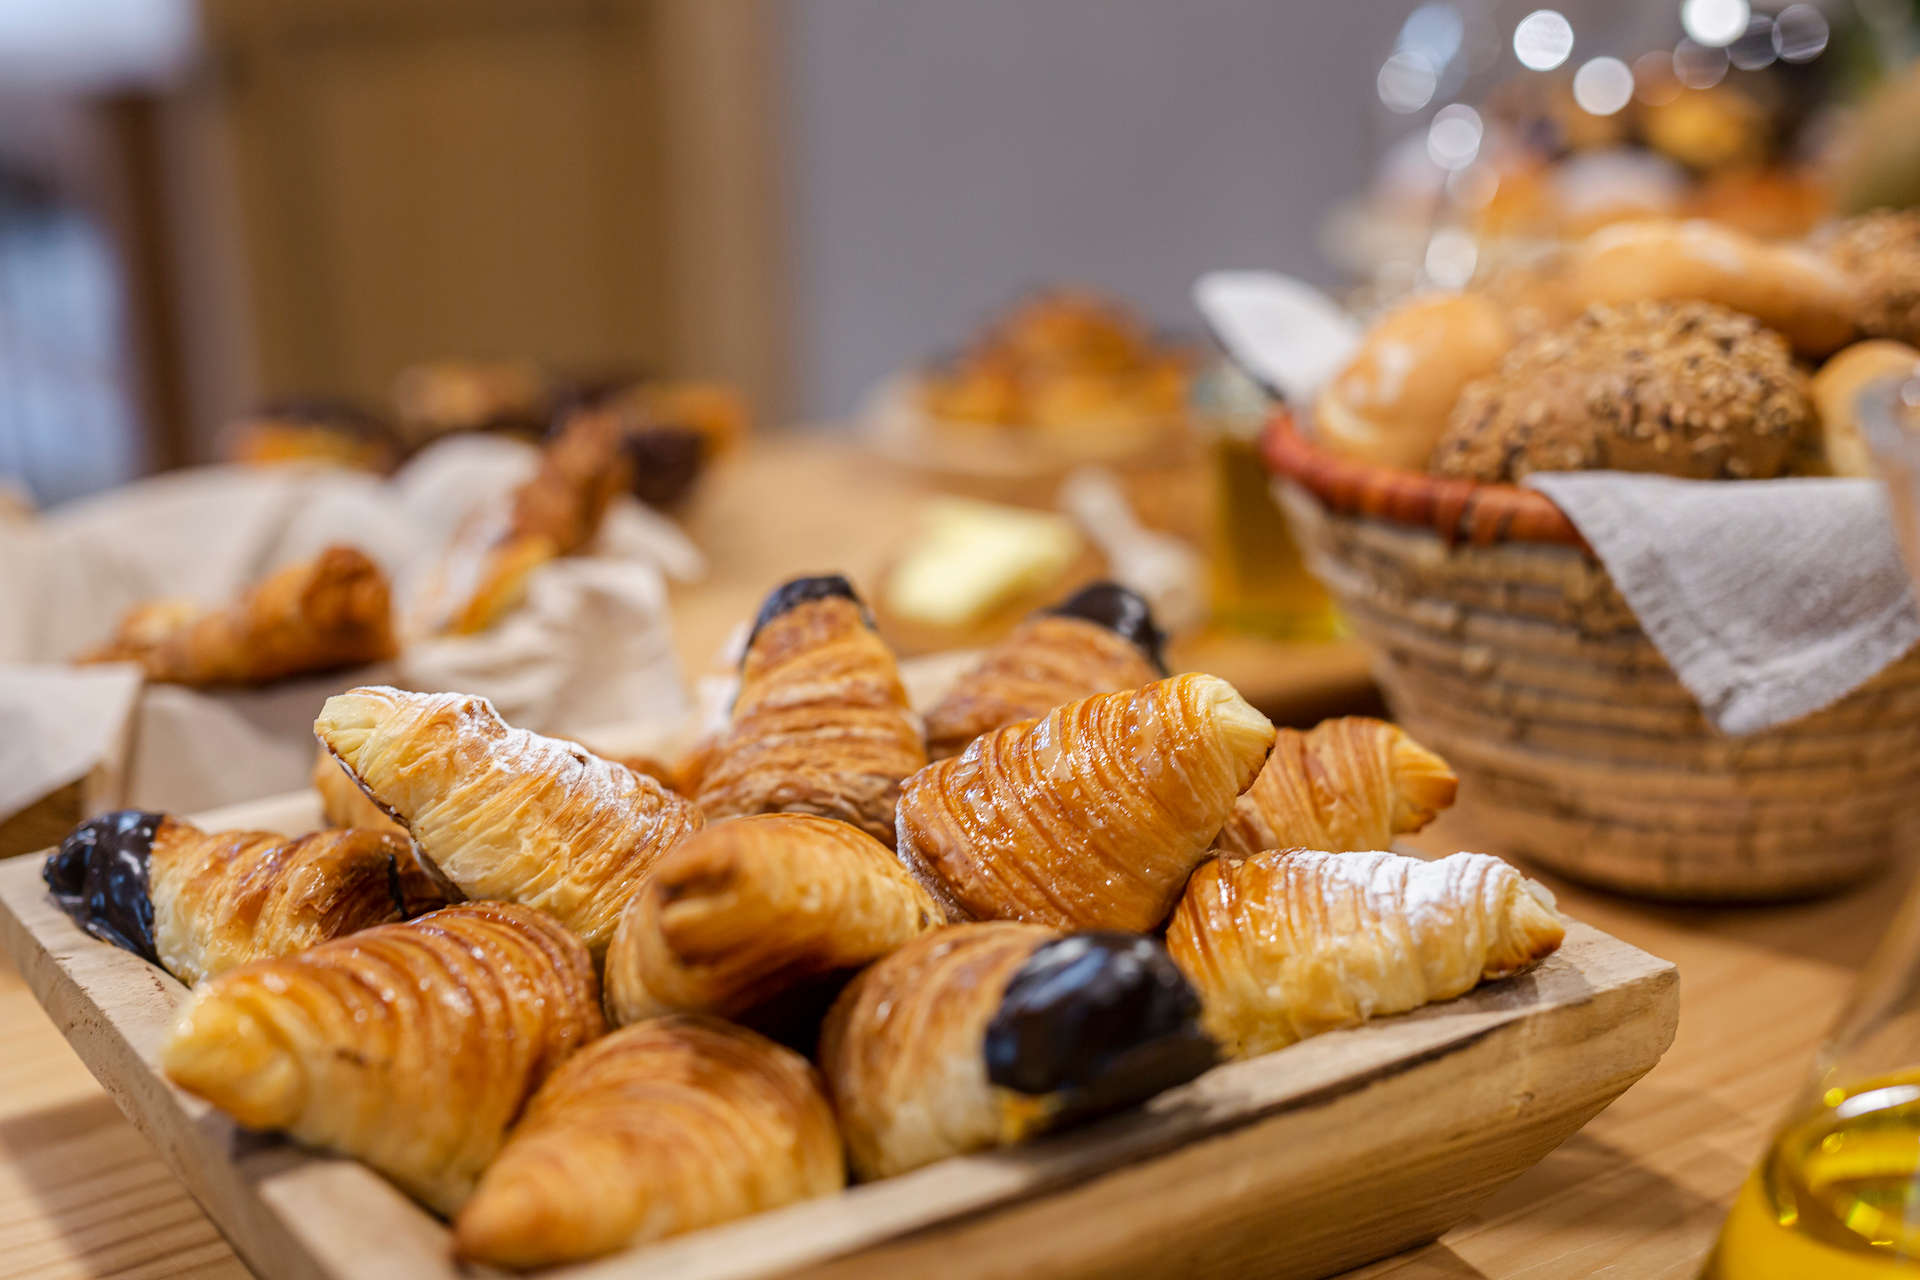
[896,673,1274,931]
[1214,717,1458,857]
[163,901,604,1215]
[79,545,396,686]
[453,1016,844,1269]
[604,813,944,1027]
[1167,849,1566,1059]
[923,582,1167,760]
[694,576,927,847]
[43,810,450,985]
[315,686,703,955]
[423,409,629,635]
[820,922,1215,1180]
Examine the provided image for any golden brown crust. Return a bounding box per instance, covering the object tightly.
[315,686,703,956]
[162,901,604,1215]
[1167,850,1564,1059]
[694,597,927,847]
[922,615,1161,759]
[1809,340,1920,478]
[80,545,396,686]
[453,1016,843,1268]
[147,817,447,985]
[819,923,1056,1180]
[311,745,408,837]
[1431,300,1815,482]
[604,813,943,1026]
[1824,209,1920,348]
[1214,717,1457,858]
[895,674,1273,931]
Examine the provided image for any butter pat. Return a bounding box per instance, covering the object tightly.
[885,499,1083,628]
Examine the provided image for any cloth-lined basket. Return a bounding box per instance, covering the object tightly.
[1265,411,1920,900]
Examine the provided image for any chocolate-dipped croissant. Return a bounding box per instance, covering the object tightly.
[923,582,1167,760]
[693,576,927,846]
[895,673,1274,931]
[163,901,603,1215]
[1214,717,1458,857]
[315,686,703,956]
[820,922,1215,1180]
[43,810,450,985]
[78,545,396,686]
[1167,849,1565,1059]
[604,813,944,1027]
[453,1016,844,1268]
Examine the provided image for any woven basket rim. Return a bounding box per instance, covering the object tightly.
[1262,410,1590,551]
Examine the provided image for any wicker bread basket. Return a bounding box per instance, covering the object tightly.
[1265,411,1920,900]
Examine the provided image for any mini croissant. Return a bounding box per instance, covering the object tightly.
[43,810,449,985]
[1214,717,1458,857]
[79,545,396,686]
[694,576,927,846]
[453,1016,844,1268]
[163,901,604,1215]
[604,813,944,1027]
[1167,849,1565,1059]
[923,582,1167,760]
[820,922,1216,1180]
[315,686,703,955]
[895,673,1274,931]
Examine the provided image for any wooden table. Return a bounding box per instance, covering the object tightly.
[0,434,1900,1277]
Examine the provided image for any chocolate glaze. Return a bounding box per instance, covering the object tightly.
[1049,582,1168,674]
[984,932,1216,1121]
[621,425,708,508]
[43,810,164,964]
[744,574,874,653]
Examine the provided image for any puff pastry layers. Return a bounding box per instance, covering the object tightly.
[896,673,1274,931]
[695,577,926,846]
[163,901,604,1214]
[80,545,395,686]
[1215,717,1457,857]
[605,813,943,1026]
[820,922,1214,1180]
[315,686,703,956]
[923,582,1165,760]
[454,1016,844,1269]
[44,810,448,984]
[1167,849,1565,1058]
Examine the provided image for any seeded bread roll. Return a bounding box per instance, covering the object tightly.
[1825,210,1920,349]
[1430,300,1815,484]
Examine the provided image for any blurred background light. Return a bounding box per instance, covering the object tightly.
[1728,13,1777,70]
[1512,9,1575,71]
[1379,49,1441,112]
[1633,49,1682,105]
[1681,0,1751,48]
[1426,102,1484,169]
[1674,37,1731,88]
[1573,55,1635,114]
[1423,226,1478,287]
[1772,4,1830,62]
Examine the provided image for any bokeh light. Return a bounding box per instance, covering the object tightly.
[1426,103,1484,170]
[1681,0,1751,48]
[1512,9,1574,71]
[1772,4,1829,62]
[1378,49,1440,113]
[1572,56,1634,115]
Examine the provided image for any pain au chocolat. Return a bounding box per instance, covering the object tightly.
[896,673,1273,931]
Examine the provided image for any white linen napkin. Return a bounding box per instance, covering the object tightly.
[1525,472,1920,735]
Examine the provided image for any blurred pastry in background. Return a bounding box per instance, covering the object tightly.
[875,497,1102,654]
[226,398,399,473]
[572,380,748,508]
[79,545,397,686]
[918,290,1193,448]
[390,359,553,449]
[1313,292,1514,471]
[1824,209,1920,348]
[1431,300,1814,484]
[1809,340,1920,478]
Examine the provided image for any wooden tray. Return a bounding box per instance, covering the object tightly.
[0,791,1678,1280]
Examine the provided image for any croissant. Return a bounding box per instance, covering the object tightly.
[79,545,396,686]
[693,576,927,846]
[1167,849,1566,1059]
[896,673,1274,931]
[604,813,943,1028]
[43,809,451,985]
[1214,717,1458,857]
[315,686,703,955]
[820,922,1215,1180]
[923,582,1167,759]
[311,745,408,837]
[162,901,603,1214]
[423,409,630,635]
[453,1016,843,1268]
